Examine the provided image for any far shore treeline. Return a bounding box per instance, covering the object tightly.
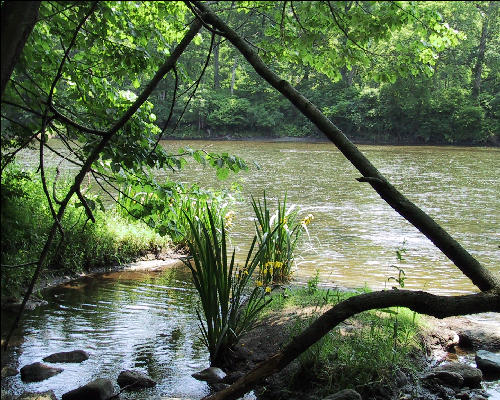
[149,2,499,146]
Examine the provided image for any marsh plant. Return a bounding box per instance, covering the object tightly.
[251,192,313,286]
[183,206,271,367]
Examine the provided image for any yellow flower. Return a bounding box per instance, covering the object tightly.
[301,213,314,227]
[275,261,283,269]
[265,286,271,293]
[269,267,273,275]
[256,280,263,287]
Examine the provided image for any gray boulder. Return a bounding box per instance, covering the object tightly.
[322,389,362,400]
[43,350,89,363]
[117,370,157,389]
[20,362,63,382]
[62,378,114,400]
[192,367,226,383]
[422,370,464,388]
[432,363,482,388]
[458,328,500,352]
[16,391,57,400]
[475,350,500,380]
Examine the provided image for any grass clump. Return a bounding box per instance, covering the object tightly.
[1,165,170,298]
[266,285,425,398]
[184,206,271,367]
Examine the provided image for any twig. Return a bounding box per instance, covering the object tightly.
[0,261,38,269]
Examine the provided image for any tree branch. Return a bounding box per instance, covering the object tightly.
[2,17,203,351]
[204,289,499,400]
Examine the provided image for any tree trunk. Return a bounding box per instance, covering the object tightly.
[230,57,237,95]
[471,1,497,99]
[1,1,41,98]
[214,37,221,89]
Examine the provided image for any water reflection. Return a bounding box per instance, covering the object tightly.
[1,265,211,399]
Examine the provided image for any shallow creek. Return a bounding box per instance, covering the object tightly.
[1,265,216,399]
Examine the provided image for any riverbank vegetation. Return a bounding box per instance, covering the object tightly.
[0,165,171,299]
[148,2,499,146]
[252,285,426,399]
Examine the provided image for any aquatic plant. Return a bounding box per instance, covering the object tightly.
[183,206,270,367]
[251,191,313,285]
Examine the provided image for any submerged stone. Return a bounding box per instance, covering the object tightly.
[475,350,500,380]
[43,350,90,363]
[192,367,226,383]
[117,369,157,389]
[62,378,114,400]
[20,362,63,382]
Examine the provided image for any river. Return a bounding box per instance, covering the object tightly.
[155,141,499,295]
[3,140,499,398]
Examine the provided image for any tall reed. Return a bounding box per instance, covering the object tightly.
[183,206,270,367]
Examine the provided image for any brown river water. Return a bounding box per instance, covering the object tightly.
[2,140,498,398]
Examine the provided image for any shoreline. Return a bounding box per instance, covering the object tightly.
[161,135,500,148]
[2,261,498,399]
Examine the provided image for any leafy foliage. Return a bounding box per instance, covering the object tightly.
[0,165,170,297]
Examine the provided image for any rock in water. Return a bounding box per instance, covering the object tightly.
[192,367,226,383]
[432,363,483,388]
[16,391,57,400]
[475,350,500,380]
[117,370,157,389]
[422,370,464,388]
[43,350,90,363]
[62,378,114,400]
[20,362,63,382]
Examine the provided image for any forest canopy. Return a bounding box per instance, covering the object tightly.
[2,0,499,156]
